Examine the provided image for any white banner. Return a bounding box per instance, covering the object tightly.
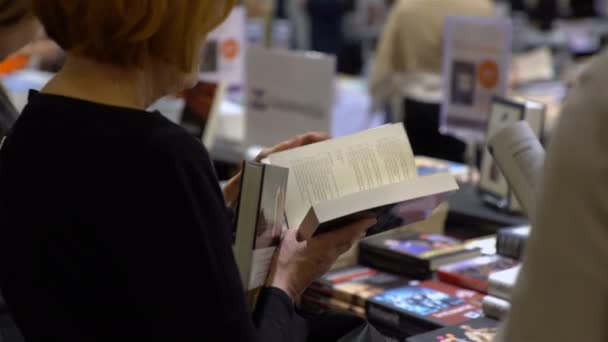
[441,16,513,141]
[245,47,335,147]
[199,6,246,86]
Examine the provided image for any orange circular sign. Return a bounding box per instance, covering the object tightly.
[222,38,240,61]
[478,60,500,89]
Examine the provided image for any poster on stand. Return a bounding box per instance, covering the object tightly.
[246,47,335,148]
[441,16,513,141]
[200,6,246,86]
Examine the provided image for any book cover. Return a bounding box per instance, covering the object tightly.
[437,255,519,293]
[311,266,412,307]
[247,165,289,289]
[232,162,289,296]
[367,280,483,334]
[406,317,499,342]
[360,232,481,271]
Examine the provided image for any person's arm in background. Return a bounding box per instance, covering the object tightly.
[495,53,608,342]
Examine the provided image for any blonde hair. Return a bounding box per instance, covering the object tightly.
[31,0,235,72]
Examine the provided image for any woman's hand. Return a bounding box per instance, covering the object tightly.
[268,217,377,301]
[223,132,329,208]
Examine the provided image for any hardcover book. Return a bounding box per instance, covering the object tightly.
[266,124,459,240]
[406,317,499,342]
[437,255,519,293]
[367,280,484,335]
[359,231,481,278]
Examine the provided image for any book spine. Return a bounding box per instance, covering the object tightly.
[482,295,511,320]
[436,270,488,293]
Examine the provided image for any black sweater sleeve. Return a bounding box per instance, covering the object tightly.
[93,132,307,341]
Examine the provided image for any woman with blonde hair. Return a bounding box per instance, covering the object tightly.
[0,1,374,341]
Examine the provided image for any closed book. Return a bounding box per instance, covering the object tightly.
[482,295,511,320]
[358,249,435,279]
[437,255,519,293]
[366,280,483,335]
[310,266,412,307]
[488,265,521,300]
[496,226,530,260]
[301,291,366,318]
[359,231,481,277]
[233,162,289,296]
[405,317,499,342]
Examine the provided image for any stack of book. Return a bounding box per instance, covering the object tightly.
[359,231,482,279]
[301,225,530,339]
[301,266,412,318]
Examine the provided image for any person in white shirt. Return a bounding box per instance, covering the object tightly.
[369,0,492,110]
[496,51,608,342]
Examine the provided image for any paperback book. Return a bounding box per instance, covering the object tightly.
[437,255,519,293]
[266,124,459,240]
[406,317,499,342]
[359,231,481,279]
[366,280,484,335]
[309,266,412,307]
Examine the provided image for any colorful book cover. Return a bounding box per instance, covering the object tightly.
[437,255,519,293]
[311,266,411,306]
[406,317,499,342]
[363,233,469,261]
[368,280,483,331]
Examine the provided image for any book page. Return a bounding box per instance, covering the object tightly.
[268,124,417,229]
[488,121,545,220]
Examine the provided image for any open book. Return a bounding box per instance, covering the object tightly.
[266,124,459,240]
[488,121,546,220]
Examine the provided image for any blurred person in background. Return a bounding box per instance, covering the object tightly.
[0,1,374,341]
[495,49,608,342]
[306,0,353,55]
[369,0,492,111]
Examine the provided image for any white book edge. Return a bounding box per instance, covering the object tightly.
[298,172,459,240]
